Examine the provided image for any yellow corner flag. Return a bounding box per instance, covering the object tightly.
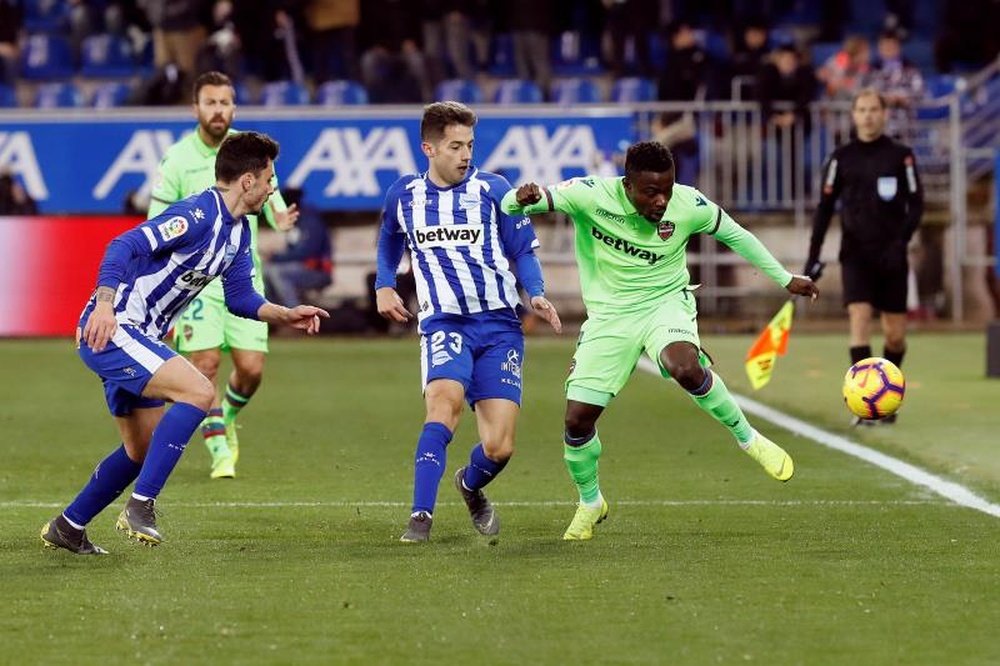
[744,300,795,390]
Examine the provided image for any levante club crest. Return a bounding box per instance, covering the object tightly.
[657,221,675,240]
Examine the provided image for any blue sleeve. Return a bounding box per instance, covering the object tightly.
[492,175,540,259]
[513,251,544,297]
[374,186,406,290]
[222,240,266,320]
[96,208,202,288]
[96,229,148,289]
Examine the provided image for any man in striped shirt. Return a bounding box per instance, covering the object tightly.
[40,133,328,554]
[375,101,562,542]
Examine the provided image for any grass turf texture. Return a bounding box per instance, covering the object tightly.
[1,334,998,665]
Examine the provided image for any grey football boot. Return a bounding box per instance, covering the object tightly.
[454,467,500,536]
[40,515,108,555]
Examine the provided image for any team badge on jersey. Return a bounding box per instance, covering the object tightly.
[877,177,898,201]
[157,216,188,242]
[657,221,675,240]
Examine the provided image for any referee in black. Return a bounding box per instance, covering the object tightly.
[806,88,923,421]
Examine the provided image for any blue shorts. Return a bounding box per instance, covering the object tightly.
[78,323,177,416]
[419,311,525,407]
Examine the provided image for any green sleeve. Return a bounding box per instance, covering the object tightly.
[147,155,183,219]
[712,209,793,288]
[500,177,595,217]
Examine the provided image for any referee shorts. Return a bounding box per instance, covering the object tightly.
[841,256,908,313]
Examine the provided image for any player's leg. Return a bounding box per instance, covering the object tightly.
[401,319,472,542]
[221,314,269,467]
[176,294,231,475]
[560,315,639,540]
[877,264,909,368]
[843,259,877,364]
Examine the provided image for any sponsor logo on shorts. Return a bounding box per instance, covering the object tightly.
[413,224,484,249]
[590,227,665,265]
[122,366,136,377]
[501,348,522,379]
[432,351,452,367]
[157,216,188,242]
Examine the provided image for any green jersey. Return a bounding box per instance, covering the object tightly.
[147,127,287,295]
[501,176,792,315]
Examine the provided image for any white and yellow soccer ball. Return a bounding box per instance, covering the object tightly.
[842,357,906,420]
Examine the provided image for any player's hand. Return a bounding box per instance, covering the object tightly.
[786,275,819,301]
[530,296,562,334]
[284,304,330,335]
[81,302,118,352]
[515,183,543,207]
[274,204,299,231]
[376,287,413,323]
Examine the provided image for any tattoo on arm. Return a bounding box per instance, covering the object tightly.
[95,286,115,303]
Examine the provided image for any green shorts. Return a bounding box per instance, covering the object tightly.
[566,290,708,406]
[175,290,269,354]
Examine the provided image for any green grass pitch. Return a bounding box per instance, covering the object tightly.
[1,334,998,665]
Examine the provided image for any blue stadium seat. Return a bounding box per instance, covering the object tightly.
[610,77,657,103]
[552,31,602,76]
[902,39,935,72]
[810,41,842,68]
[258,80,310,106]
[926,75,958,98]
[19,34,75,80]
[488,33,516,77]
[492,79,543,104]
[234,82,252,105]
[0,83,16,108]
[23,0,70,33]
[80,34,135,78]
[34,82,83,108]
[434,79,483,104]
[90,81,131,108]
[316,80,369,106]
[551,78,602,104]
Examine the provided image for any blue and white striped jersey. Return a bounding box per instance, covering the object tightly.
[377,168,539,323]
[83,188,259,340]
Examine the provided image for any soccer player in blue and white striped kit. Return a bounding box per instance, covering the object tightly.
[41,132,328,553]
[376,102,562,542]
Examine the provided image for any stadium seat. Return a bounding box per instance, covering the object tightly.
[610,77,657,103]
[551,78,602,104]
[80,34,135,78]
[492,79,543,104]
[0,84,16,108]
[434,79,483,104]
[23,0,70,33]
[258,80,310,106]
[488,33,516,77]
[34,82,83,108]
[316,80,369,106]
[90,81,131,108]
[19,34,75,80]
[234,82,253,106]
[552,31,602,76]
[902,39,935,72]
[810,41,842,68]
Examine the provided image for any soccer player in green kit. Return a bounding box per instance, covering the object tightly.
[502,142,819,540]
[148,71,299,479]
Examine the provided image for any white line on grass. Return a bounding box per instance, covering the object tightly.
[637,357,1000,519]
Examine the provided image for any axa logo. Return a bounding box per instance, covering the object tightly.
[413,224,483,249]
[482,125,600,183]
[287,127,418,197]
[93,129,179,200]
[0,131,47,199]
[590,227,665,265]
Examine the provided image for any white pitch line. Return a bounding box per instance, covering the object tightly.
[637,357,1000,519]
[0,499,950,509]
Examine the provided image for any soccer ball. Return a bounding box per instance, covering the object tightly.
[842,357,906,420]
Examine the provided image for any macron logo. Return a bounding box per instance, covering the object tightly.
[413,224,484,249]
[590,227,665,265]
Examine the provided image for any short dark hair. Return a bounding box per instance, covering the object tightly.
[852,87,887,110]
[193,71,234,103]
[215,132,279,182]
[625,141,675,177]
[421,101,477,142]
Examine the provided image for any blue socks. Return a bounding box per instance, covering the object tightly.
[462,443,509,491]
[411,422,453,514]
[64,445,142,526]
[133,402,207,499]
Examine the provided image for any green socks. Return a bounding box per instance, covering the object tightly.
[201,407,228,457]
[222,384,251,427]
[688,371,754,445]
[563,432,603,505]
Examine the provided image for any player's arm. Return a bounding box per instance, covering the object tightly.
[146,154,183,219]
[222,241,328,333]
[494,179,562,333]
[900,149,923,242]
[373,185,412,322]
[500,177,593,217]
[805,152,841,273]
[707,202,819,299]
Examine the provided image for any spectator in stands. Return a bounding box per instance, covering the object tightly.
[0,0,22,86]
[757,44,817,133]
[224,1,304,83]
[0,173,39,215]
[729,18,770,98]
[420,0,475,85]
[263,189,333,309]
[654,20,707,185]
[359,0,429,103]
[506,0,555,98]
[603,0,660,77]
[303,0,360,84]
[138,0,209,87]
[864,30,923,111]
[818,35,871,100]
